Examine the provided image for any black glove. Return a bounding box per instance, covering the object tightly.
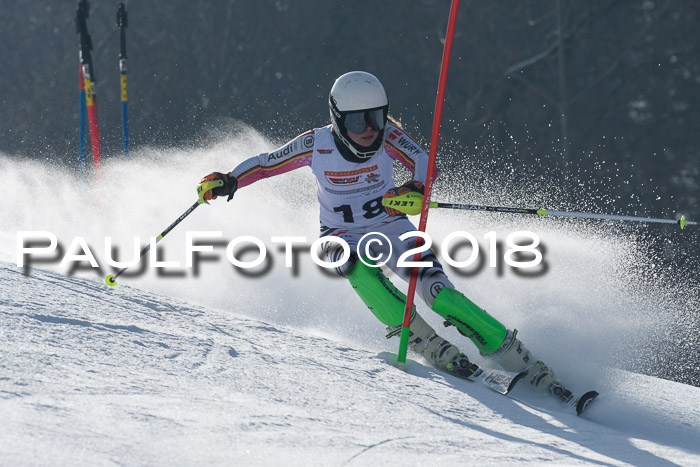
[198,172,238,202]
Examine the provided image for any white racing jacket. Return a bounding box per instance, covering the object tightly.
[230,124,431,228]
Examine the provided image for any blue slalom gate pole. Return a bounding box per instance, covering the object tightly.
[121,96,129,158]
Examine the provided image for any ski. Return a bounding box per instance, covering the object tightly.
[380,352,526,396]
[453,363,527,395]
[549,383,599,416]
[426,357,527,395]
[574,390,599,416]
[383,350,596,413]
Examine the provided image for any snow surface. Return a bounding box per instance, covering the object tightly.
[1,129,699,465]
[2,263,700,466]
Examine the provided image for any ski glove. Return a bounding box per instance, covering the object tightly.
[198,172,238,202]
[383,180,425,217]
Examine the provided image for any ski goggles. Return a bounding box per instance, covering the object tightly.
[343,107,387,134]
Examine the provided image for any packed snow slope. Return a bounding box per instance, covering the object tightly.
[1,263,700,466]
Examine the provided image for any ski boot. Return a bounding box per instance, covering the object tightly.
[386,312,476,378]
[528,361,572,401]
[531,363,598,415]
[484,329,563,394]
[485,330,599,414]
[445,352,479,379]
[387,315,526,395]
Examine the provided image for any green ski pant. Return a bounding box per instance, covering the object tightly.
[346,258,413,327]
[347,259,506,355]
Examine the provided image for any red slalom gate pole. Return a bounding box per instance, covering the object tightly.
[79,65,87,177]
[76,0,102,179]
[82,65,102,178]
[397,0,460,363]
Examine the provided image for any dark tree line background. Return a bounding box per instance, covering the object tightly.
[3,1,699,219]
[1,0,699,385]
[2,1,698,214]
[5,1,699,249]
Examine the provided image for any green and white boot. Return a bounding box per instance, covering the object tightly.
[486,330,568,398]
[386,313,477,379]
[346,261,477,380]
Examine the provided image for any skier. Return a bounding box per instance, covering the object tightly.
[198,71,571,401]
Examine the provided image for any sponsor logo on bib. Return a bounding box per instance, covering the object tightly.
[325,165,379,186]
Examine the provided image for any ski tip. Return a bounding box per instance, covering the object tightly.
[105,275,117,286]
[507,370,528,394]
[576,390,599,416]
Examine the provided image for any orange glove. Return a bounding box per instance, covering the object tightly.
[198,172,238,202]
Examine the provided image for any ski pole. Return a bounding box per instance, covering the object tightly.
[117,2,129,159]
[76,0,102,178]
[382,197,696,230]
[105,179,223,286]
[398,0,461,363]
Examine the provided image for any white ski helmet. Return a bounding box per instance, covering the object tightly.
[329,71,389,162]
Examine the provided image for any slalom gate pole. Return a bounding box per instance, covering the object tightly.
[79,65,87,177]
[76,0,102,179]
[104,179,223,286]
[397,0,460,363]
[117,3,129,159]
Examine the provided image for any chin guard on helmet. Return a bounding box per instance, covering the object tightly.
[329,71,389,162]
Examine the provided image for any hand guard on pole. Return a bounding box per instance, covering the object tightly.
[198,172,238,203]
[383,180,425,217]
